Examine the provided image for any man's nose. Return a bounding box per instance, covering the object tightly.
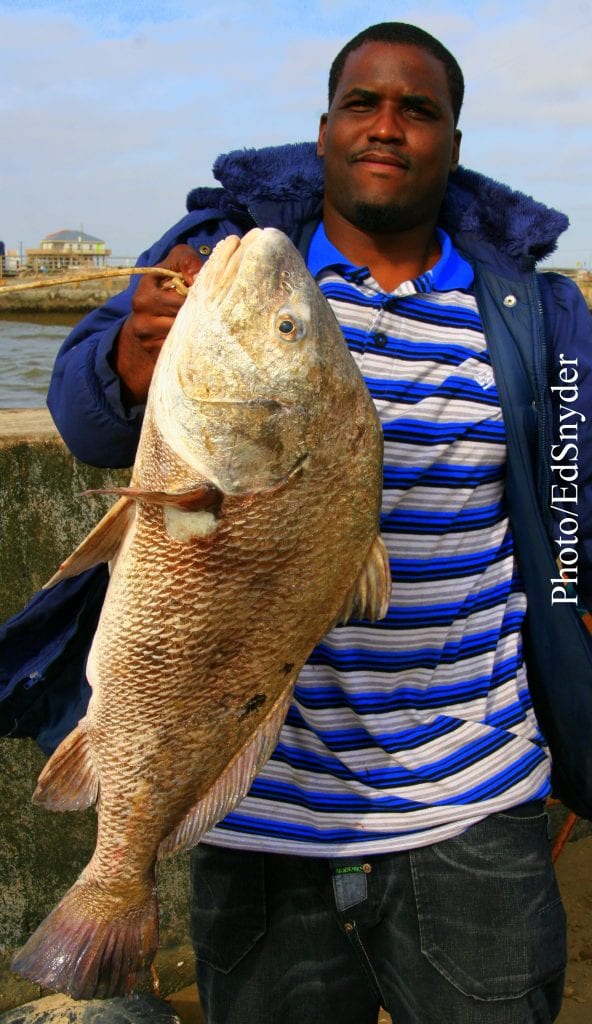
[368,105,405,143]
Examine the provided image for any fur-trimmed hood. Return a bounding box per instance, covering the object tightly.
[187,141,568,270]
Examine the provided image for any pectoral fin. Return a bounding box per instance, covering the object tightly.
[337,534,391,625]
[83,483,221,511]
[44,496,135,588]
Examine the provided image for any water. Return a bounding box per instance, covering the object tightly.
[0,313,82,408]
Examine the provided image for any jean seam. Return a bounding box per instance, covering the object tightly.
[343,920,386,1008]
[497,811,548,824]
[536,895,563,917]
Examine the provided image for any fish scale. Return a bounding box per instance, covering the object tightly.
[12,227,391,999]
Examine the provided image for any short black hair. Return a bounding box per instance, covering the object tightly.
[328,22,464,126]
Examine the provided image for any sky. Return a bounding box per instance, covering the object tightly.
[1,0,591,268]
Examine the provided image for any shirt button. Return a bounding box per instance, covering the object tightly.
[374,332,388,348]
[344,921,354,933]
[362,863,372,874]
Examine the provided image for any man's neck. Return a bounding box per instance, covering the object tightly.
[322,208,441,293]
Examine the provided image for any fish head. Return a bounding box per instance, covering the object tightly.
[148,227,360,494]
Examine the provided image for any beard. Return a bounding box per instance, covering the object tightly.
[350,200,408,234]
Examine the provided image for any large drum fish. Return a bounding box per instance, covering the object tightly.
[12,228,391,999]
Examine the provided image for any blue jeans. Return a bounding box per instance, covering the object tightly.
[189,802,566,1023]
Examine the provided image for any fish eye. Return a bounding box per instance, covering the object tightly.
[275,312,306,343]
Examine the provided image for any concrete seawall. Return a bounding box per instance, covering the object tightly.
[0,410,194,1011]
[0,277,131,314]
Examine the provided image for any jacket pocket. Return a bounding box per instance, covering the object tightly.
[189,844,266,973]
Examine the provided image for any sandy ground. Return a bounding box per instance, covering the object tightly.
[165,835,592,1024]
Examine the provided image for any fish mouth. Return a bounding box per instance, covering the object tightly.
[200,228,301,309]
[201,231,264,307]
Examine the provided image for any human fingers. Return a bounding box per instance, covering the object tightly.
[131,245,202,321]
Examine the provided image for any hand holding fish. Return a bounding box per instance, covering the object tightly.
[114,243,202,405]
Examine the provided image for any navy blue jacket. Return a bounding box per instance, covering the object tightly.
[5,143,592,816]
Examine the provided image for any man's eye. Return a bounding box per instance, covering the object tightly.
[405,104,434,119]
[344,99,373,111]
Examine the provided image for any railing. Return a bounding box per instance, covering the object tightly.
[0,254,140,278]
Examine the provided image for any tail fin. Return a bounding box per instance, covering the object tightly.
[11,877,159,999]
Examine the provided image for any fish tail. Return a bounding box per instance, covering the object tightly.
[11,876,159,999]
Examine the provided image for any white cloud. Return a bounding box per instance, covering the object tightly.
[0,0,590,265]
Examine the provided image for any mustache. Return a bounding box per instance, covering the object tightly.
[350,146,411,169]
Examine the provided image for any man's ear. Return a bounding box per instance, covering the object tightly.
[317,114,328,157]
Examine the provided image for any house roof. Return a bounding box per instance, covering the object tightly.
[43,229,105,243]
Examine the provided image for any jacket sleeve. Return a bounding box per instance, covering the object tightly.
[46,279,145,468]
[542,272,592,611]
[46,210,227,468]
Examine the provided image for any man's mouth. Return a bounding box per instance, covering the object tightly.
[351,150,410,171]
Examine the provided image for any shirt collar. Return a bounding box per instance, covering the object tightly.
[307,221,474,293]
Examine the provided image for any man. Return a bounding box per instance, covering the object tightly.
[42,20,592,1024]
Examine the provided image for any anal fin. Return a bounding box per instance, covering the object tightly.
[337,533,392,625]
[33,720,99,811]
[158,686,293,858]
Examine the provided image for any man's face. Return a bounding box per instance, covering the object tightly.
[317,41,461,235]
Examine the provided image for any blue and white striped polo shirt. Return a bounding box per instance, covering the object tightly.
[205,224,551,856]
